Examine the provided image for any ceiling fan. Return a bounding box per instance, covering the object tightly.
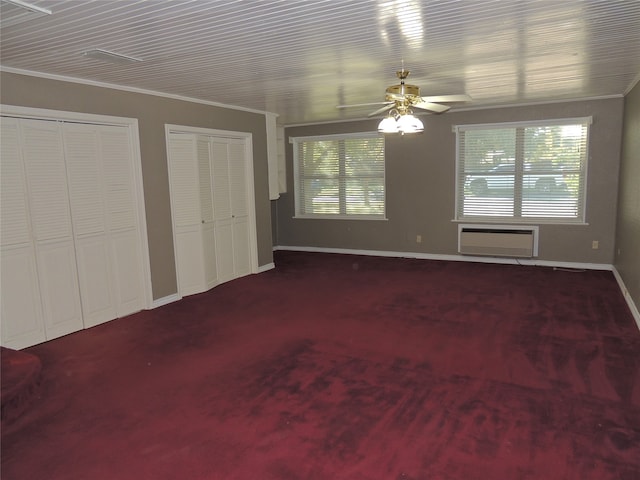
[337,68,472,117]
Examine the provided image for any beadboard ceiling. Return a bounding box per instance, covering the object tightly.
[1,0,640,126]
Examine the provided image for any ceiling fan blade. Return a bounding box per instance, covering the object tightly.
[336,102,391,109]
[420,94,472,103]
[413,101,451,113]
[367,103,395,117]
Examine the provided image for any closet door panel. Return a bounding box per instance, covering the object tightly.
[21,120,73,242]
[99,126,144,315]
[0,119,45,348]
[63,124,115,327]
[211,140,234,283]
[228,141,248,218]
[75,236,115,327]
[1,118,31,247]
[202,222,218,289]
[198,139,217,289]
[36,239,83,339]
[168,135,201,227]
[214,218,235,283]
[101,127,137,231]
[63,125,106,235]
[168,134,207,296]
[211,139,252,279]
[232,218,251,277]
[0,246,45,349]
[175,226,206,296]
[111,229,144,316]
[21,120,83,339]
[211,141,231,220]
[228,141,251,276]
[198,138,214,224]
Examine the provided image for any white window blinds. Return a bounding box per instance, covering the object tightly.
[292,133,385,219]
[454,118,591,223]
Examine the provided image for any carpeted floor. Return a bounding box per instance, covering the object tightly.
[2,251,639,479]
[1,347,41,424]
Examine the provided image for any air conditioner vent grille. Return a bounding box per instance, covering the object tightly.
[458,224,538,258]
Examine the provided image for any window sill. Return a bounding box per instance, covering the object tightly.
[294,215,388,221]
[451,218,589,226]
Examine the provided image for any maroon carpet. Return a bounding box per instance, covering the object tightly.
[2,251,639,479]
[1,347,41,425]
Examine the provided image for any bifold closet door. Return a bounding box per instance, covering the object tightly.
[168,133,218,296]
[21,120,84,340]
[63,124,116,327]
[168,132,252,296]
[1,117,146,349]
[211,138,251,283]
[63,123,145,327]
[198,137,218,290]
[99,125,145,317]
[228,141,251,277]
[17,119,84,341]
[1,118,46,348]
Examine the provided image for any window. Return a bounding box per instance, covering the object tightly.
[292,132,385,219]
[454,118,591,223]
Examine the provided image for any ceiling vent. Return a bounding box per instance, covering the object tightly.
[82,49,143,65]
[0,0,51,28]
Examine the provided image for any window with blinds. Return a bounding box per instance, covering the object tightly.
[292,132,385,219]
[454,118,591,223]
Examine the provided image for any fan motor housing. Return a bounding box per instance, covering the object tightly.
[385,83,420,98]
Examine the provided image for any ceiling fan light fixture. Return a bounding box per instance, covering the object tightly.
[378,115,399,133]
[378,111,424,135]
[396,113,424,134]
[340,66,470,123]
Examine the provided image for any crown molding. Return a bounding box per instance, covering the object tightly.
[0,66,278,118]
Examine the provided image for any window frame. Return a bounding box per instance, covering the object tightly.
[291,131,387,220]
[453,117,591,224]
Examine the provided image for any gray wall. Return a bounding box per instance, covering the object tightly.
[276,98,624,265]
[615,82,640,312]
[0,71,274,301]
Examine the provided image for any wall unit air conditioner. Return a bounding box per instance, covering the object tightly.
[458,224,538,258]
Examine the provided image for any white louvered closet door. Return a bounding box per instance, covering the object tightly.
[63,123,116,327]
[99,125,145,317]
[0,118,46,348]
[211,137,251,282]
[228,140,251,277]
[1,116,147,349]
[20,119,84,341]
[198,137,218,290]
[63,123,145,326]
[211,139,235,283]
[168,134,208,296]
[168,131,253,296]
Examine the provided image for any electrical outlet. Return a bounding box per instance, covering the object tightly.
[592,240,599,249]
[416,235,422,243]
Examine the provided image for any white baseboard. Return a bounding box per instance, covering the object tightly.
[148,265,274,309]
[612,267,640,331]
[273,245,611,270]
[274,245,639,332]
[257,262,275,273]
[151,293,181,309]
